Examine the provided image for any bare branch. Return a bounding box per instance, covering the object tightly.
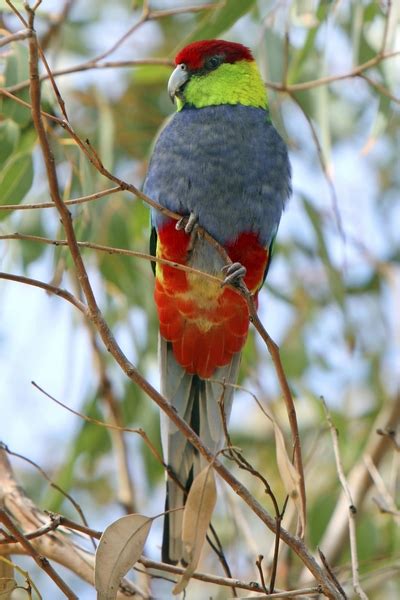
[3,444,96,550]
[0,510,78,600]
[0,28,31,47]
[0,272,86,314]
[0,448,146,598]
[3,1,221,93]
[88,330,137,514]
[40,0,75,50]
[318,396,400,564]
[323,401,368,600]
[31,381,165,470]
[0,186,123,212]
[265,49,400,93]
[4,58,172,93]
[358,73,400,105]
[242,284,307,538]
[0,449,318,597]
[287,92,345,242]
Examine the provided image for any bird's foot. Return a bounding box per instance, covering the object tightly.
[176,212,198,234]
[221,262,247,287]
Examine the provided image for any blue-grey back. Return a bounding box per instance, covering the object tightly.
[144,105,291,247]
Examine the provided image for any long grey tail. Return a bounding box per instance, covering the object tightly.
[159,338,240,564]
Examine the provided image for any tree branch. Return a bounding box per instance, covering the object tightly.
[0,448,146,598]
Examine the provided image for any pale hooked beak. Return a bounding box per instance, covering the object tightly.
[168,64,190,102]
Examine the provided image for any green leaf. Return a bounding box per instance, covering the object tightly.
[315,74,331,166]
[0,120,20,167]
[263,29,285,83]
[0,153,33,210]
[183,0,257,44]
[262,30,292,138]
[15,126,37,154]
[351,2,364,65]
[280,330,308,379]
[46,396,111,511]
[1,0,24,11]
[97,95,115,175]
[0,43,31,127]
[78,149,94,197]
[288,2,330,84]
[302,196,345,308]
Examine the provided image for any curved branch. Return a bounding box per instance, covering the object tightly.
[0,272,86,314]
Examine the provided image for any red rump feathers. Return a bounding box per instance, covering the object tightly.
[155,221,268,379]
[175,39,253,70]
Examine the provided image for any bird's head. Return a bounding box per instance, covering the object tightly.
[168,39,267,111]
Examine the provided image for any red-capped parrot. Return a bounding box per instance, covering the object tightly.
[144,39,291,564]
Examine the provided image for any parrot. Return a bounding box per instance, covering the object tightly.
[143,39,291,564]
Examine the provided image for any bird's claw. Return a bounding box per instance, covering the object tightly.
[221,262,247,287]
[176,212,198,234]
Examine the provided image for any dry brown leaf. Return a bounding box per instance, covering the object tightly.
[173,465,217,595]
[0,557,16,599]
[95,513,152,600]
[273,420,305,534]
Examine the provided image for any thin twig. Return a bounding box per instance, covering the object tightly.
[4,1,220,93]
[242,284,306,538]
[0,510,78,600]
[149,2,224,19]
[0,456,312,600]
[86,327,137,513]
[0,233,226,284]
[364,455,400,523]
[31,381,165,470]
[0,185,123,211]
[265,49,400,92]
[358,73,400,105]
[40,0,76,50]
[287,91,345,243]
[0,272,86,314]
[323,401,368,600]
[5,0,29,26]
[0,449,145,598]
[318,395,400,566]
[318,549,347,599]
[0,516,62,545]
[206,523,236,596]
[376,427,400,451]
[218,387,284,595]
[2,443,96,550]
[4,59,173,93]
[0,28,31,47]
[256,555,268,594]
[140,557,319,597]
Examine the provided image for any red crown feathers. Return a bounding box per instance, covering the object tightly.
[174,39,253,70]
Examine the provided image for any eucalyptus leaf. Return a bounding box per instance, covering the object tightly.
[173,466,217,594]
[0,43,31,127]
[95,514,152,600]
[273,419,304,534]
[185,0,257,43]
[302,196,345,308]
[0,120,20,167]
[0,153,33,210]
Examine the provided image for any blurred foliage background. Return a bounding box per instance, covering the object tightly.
[0,0,399,598]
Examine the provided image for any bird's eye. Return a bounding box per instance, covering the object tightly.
[205,56,221,70]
